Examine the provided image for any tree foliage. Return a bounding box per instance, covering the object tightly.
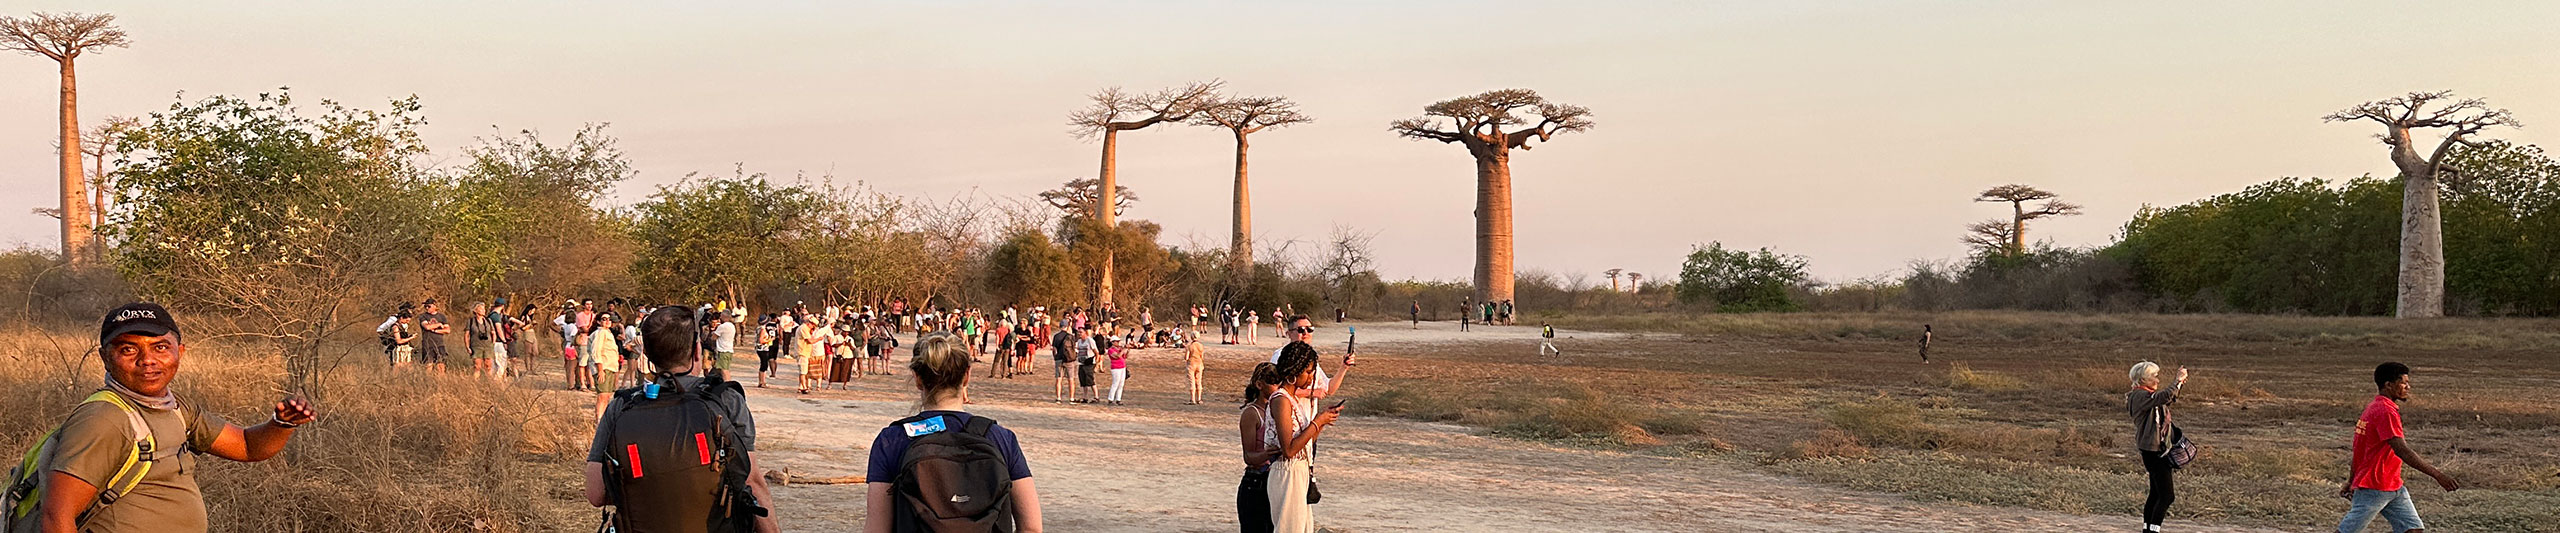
[1675,242,1809,313]
[435,124,634,295]
[106,90,435,399]
[626,168,832,305]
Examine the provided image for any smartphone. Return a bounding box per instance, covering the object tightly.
[1329,399,1348,411]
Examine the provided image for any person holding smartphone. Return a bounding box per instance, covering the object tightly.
[1266,342,1342,533]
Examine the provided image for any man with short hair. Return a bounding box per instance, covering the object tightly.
[1538,322,1562,356]
[417,299,452,373]
[1050,325,1074,402]
[1269,315,1354,399]
[25,303,318,533]
[2336,362,2458,533]
[584,306,777,533]
[712,309,740,375]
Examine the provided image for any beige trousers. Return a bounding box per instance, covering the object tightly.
[1266,457,1314,533]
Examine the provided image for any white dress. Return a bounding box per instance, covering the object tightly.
[1266,390,1317,533]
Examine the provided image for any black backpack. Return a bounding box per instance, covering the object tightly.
[600,371,763,533]
[890,414,1014,533]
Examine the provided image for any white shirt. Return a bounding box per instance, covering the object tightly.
[713,321,738,352]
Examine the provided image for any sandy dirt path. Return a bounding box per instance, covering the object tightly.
[731,321,2285,532]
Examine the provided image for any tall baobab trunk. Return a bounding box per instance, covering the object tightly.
[2388,130,2445,318]
[2008,202,2025,255]
[1471,144,1514,303]
[1094,128,1118,308]
[58,58,91,263]
[1229,132,1253,276]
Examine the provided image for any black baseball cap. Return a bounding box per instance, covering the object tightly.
[100,302,182,347]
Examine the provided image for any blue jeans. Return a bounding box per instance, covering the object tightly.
[2337,488,2425,533]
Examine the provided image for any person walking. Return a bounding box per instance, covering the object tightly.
[1266,342,1343,533]
[1235,362,1282,533]
[2336,362,2459,533]
[583,306,777,533]
[1408,301,1419,328]
[1538,322,1562,356]
[14,303,319,533]
[1458,301,1470,332]
[1185,331,1207,405]
[1050,325,1075,403]
[2127,361,2185,533]
[864,334,1043,533]
[1919,324,1933,364]
[556,302,583,390]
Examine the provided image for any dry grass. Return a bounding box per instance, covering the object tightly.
[1349,311,2560,531]
[0,328,592,532]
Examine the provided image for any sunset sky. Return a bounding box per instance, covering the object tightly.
[4,1,2556,284]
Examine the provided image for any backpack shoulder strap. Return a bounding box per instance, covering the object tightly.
[78,391,157,507]
[959,416,996,438]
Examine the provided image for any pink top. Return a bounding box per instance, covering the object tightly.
[1109,352,1127,369]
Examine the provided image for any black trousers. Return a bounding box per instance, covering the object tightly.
[1237,469,1272,533]
[2140,448,2176,525]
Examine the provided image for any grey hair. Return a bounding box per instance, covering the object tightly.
[2129,361,2160,389]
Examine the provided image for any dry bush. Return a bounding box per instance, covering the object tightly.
[0,327,589,532]
[1548,310,2560,351]
[1944,362,2026,392]
[1782,429,1871,460]
[1823,395,1955,450]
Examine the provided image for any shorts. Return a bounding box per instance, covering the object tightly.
[2337,488,2425,533]
[393,345,415,365]
[563,345,577,362]
[1078,363,1096,387]
[473,340,496,361]
[1054,361,1072,379]
[419,343,448,364]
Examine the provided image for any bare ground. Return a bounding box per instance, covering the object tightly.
[715,321,2287,532]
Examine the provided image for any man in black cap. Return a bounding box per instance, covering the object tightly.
[16,303,318,533]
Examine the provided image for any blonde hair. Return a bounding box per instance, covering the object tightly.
[2128,361,2160,389]
[909,333,971,404]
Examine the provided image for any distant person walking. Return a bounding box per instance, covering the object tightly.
[1266,342,1343,533]
[1235,362,1282,533]
[2127,361,2186,533]
[1538,322,1561,356]
[1408,301,1419,328]
[1245,311,1261,346]
[864,334,1043,533]
[1185,331,1207,405]
[1919,324,1933,364]
[2335,362,2459,533]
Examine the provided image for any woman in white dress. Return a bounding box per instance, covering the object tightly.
[1265,341,1342,533]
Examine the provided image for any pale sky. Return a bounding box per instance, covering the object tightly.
[4,1,2556,284]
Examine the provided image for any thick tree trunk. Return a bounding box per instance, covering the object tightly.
[1229,132,1253,277]
[2009,202,2026,256]
[1095,129,1118,309]
[59,59,92,264]
[1470,145,1514,304]
[2395,167,2447,318]
[2387,130,2445,318]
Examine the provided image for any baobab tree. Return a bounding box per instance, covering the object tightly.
[2,11,129,264]
[1972,184,2081,257]
[1193,94,1312,276]
[2324,91,2519,318]
[1960,220,2019,258]
[1036,177,1136,220]
[1603,268,1623,292]
[1068,81,1221,307]
[1625,272,1643,293]
[1390,89,1594,303]
[79,115,136,240]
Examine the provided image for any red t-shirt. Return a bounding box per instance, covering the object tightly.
[2350,394,2405,491]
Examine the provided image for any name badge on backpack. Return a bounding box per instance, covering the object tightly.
[903,416,948,437]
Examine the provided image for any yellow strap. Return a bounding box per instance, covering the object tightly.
[80,391,156,501]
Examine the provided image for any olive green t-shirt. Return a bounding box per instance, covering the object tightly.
[37,391,227,533]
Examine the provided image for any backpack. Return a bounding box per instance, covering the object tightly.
[889,414,1013,533]
[5,391,166,533]
[599,372,762,533]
